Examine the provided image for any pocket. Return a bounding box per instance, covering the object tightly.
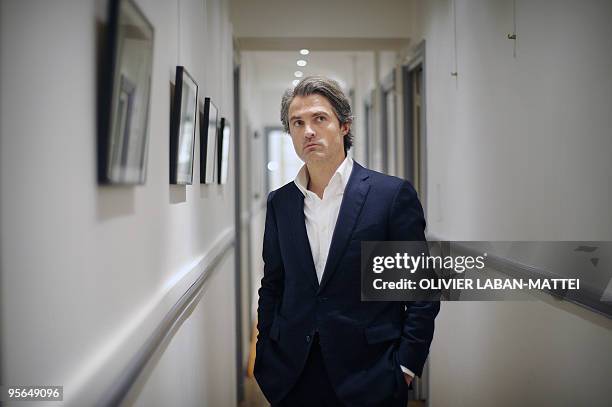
[393,349,409,394]
[364,322,402,344]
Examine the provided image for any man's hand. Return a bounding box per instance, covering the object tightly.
[403,372,413,386]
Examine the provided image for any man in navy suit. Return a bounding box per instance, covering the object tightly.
[254,76,440,406]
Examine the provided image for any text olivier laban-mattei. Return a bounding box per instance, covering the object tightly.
[370,252,580,291]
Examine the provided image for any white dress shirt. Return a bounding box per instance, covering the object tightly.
[294,157,354,283]
[293,157,415,379]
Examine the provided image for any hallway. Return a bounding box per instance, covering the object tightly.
[1,0,612,406]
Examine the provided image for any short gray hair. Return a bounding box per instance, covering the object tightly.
[280,75,354,154]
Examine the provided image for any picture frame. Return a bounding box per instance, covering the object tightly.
[98,0,154,184]
[217,118,231,184]
[169,66,199,184]
[200,97,218,184]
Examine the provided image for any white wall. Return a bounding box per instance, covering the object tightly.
[416,0,612,405]
[422,0,612,241]
[0,0,237,405]
[132,254,236,407]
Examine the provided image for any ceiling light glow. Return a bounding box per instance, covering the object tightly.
[297,59,307,67]
[294,70,303,78]
[300,49,310,55]
[292,79,300,86]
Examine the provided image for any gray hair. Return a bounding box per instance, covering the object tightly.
[280,75,354,154]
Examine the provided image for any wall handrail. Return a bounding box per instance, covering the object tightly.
[426,235,612,320]
[96,230,235,407]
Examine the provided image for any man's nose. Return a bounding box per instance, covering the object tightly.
[304,123,315,139]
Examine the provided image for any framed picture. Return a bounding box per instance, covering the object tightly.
[169,66,198,184]
[200,97,218,184]
[98,0,154,184]
[217,118,231,184]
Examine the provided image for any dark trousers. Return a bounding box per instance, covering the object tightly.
[274,334,408,407]
[274,333,344,406]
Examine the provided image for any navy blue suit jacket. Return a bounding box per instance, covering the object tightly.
[254,162,440,406]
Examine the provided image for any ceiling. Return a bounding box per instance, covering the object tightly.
[243,50,374,91]
[230,0,417,40]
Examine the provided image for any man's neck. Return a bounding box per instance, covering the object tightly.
[306,154,346,199]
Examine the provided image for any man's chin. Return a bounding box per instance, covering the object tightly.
[304,153,328,164]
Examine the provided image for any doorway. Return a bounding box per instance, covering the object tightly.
[402,41,430,403]
[402,41,427,213]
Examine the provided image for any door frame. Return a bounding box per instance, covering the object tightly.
[402,40,428,216]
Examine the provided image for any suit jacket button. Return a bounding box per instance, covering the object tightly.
[306,335,311,343]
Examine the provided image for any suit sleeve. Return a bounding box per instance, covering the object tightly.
[388,180,441,377]
[256,192,284,343]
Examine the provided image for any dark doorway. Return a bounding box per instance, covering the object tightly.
[402,42,427,212]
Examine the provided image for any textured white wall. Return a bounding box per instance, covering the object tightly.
[132,255,236,407]
[0,0,237,405]
[422,0,612,241]
[416,0,612,405]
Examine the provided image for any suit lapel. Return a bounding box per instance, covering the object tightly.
[318,163,370,293]
[286,184,320,290]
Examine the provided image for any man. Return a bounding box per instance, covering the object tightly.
[254,76,439,406]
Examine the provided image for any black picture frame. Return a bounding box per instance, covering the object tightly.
[217,118,231,184]
[98,0,154,184]
[169,66,199,184]
[200,97,218,184]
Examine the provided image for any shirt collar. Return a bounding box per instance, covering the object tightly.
[294,156,354,197]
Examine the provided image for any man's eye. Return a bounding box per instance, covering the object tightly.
[316,116,326,122]
[293,120,303,127]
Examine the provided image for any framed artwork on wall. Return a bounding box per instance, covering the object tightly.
[217,118,231,184]
[169,66,198,184]
[200,97,218,184]
[98,0,155,184]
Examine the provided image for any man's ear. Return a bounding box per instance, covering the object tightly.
[341,121,351,136]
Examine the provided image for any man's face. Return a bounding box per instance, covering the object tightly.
[287,94,349,165]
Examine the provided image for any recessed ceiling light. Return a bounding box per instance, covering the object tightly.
[292,79,300,86]
[297,59,307,67]
[294,70,303,78]
[300,49,310,55]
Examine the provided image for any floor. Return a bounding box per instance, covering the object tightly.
[240,375,270,407]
